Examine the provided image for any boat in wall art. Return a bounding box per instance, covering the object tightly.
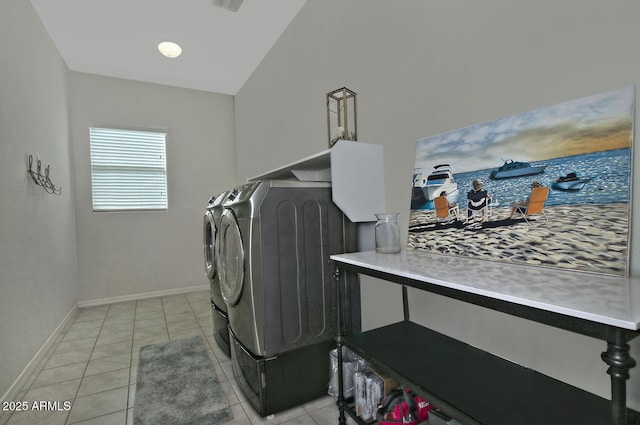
[408,85,634,276]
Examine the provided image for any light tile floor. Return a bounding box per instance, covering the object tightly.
[1,291,344,425]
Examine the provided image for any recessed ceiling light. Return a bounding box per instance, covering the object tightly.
[158,41,182,58]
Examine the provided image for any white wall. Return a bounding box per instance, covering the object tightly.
[70,73,238,303]
[0,0,78,399]
[235,0,640,408]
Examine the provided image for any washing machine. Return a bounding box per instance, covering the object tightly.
[216,180,354,415]
[203,191,231,356]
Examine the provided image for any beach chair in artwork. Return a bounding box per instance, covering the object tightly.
[512,186,550,225]
[434,195,460,224]
[466,189,490,223]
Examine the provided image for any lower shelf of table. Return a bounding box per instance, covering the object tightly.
[341,320,612,425]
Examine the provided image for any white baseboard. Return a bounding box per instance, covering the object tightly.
[0,304,78,405]
[1,284,210,408]
[78,284,210,308]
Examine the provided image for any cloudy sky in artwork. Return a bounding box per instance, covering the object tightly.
[414,85,634,173]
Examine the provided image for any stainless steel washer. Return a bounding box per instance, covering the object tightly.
[218,180,349,356]
[217,180,353,415]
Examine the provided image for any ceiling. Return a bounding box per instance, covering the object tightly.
[30,0,307,95]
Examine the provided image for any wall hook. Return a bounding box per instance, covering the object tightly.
[27,154,62,195]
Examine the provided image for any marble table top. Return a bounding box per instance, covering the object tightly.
[331,250,640,330]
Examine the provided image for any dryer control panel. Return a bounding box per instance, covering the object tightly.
[224,182,260,204]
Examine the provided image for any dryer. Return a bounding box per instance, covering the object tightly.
[217,180,353,415]
[203,191,231,356]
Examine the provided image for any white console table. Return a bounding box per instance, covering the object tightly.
[331,250,640,425]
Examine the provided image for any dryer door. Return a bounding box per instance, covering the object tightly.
[218,208,245,306]
[203,210,216,280]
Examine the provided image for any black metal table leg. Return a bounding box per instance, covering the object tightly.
[334,265,347,425]
[601,329,636,425]
[402,285,410,321]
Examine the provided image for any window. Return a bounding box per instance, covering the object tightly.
[89,127,168,211]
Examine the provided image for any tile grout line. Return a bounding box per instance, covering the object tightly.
[1,313,77,425]
[17,309,80,397]
[125,301,138,425]
[5,292,340,425]
[5,306,110,425]
[64,305,109,425]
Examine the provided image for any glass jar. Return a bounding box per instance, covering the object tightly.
[374,213,400,254]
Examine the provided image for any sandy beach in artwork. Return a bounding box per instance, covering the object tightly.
[407,203,630,276]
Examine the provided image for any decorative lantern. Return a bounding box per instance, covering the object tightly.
[326,87,357,147]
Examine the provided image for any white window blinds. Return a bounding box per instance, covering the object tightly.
[90,127,168,211]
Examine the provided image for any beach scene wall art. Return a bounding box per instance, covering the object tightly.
[408,85,634,276]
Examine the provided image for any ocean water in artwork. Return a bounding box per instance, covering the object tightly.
[414,147,631,210]
[408,148,632,276]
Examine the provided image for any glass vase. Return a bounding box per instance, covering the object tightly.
[374,213,400,254]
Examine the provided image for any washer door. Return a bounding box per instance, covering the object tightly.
[203,210,216,279]
[218,208,245,306]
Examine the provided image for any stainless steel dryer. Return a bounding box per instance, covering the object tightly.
[203,191,231,356]
[217,180,353,416]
